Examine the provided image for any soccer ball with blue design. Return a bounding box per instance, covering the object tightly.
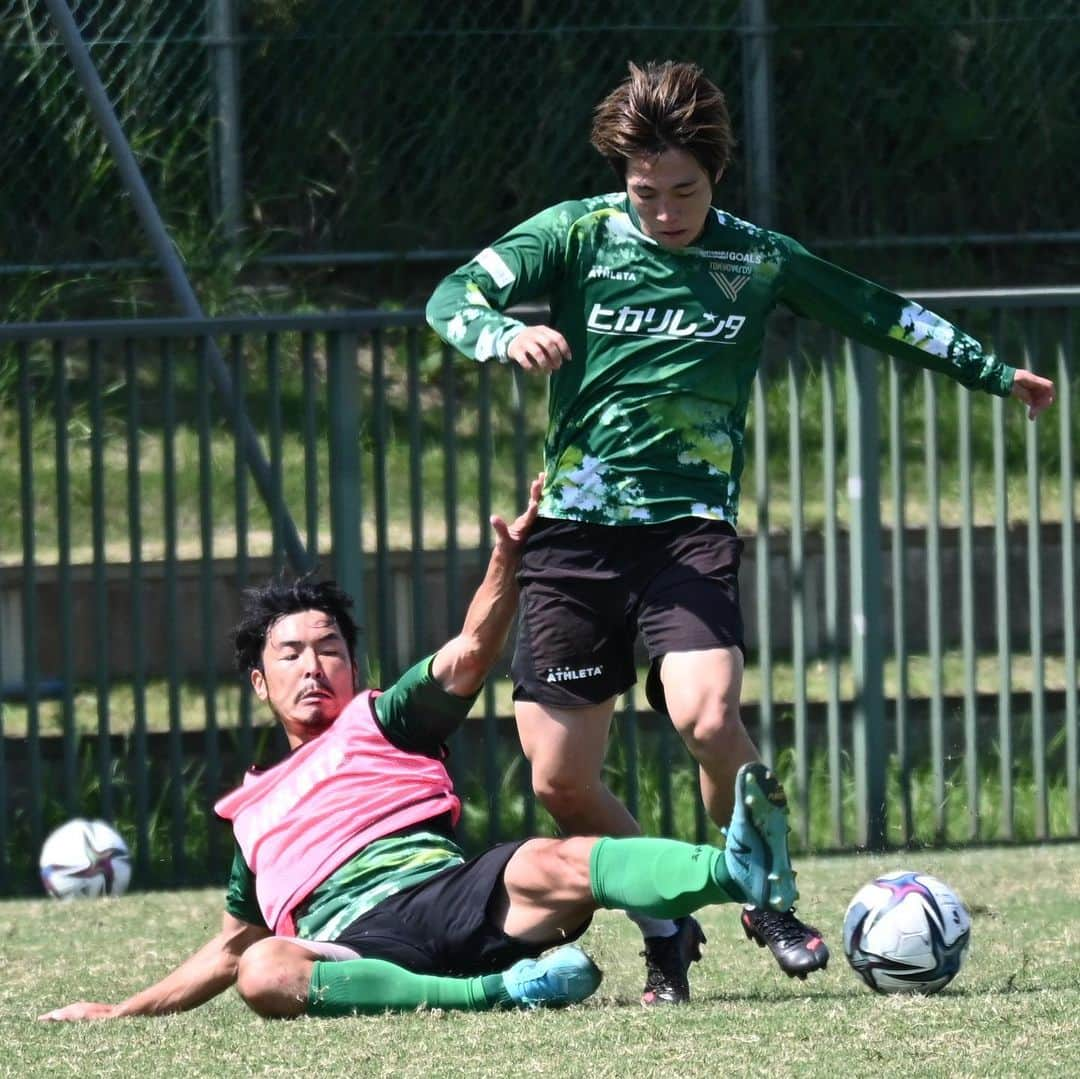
[39,818,132,900]
[842,870,970,995]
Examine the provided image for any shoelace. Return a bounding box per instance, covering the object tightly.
[753,909,821,947]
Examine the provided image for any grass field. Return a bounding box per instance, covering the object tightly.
[3,844,1078,1078]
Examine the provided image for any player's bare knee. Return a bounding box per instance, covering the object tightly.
[532,775,599,823]
[236,940,309,1019]
[671,697,742,752]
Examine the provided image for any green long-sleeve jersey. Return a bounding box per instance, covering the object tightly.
[426,194,1015,526]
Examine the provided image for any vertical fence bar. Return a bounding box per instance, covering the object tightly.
[442,346,461,629]
[739,0,776,229]
[198,339,221,872]
[326,332,365,677]
[267,334,284,576]
[924,370,946,842]
[301,333,319,562]
[162,339,186,882]
[1023,325,1047,838]
[753,370,774,765]
[53,340,78,816]
[889,358,912,843]
[788,349,809,843]
[622,688,641,823]
[89,339,112,821]
[821,352,842,846]
[659,720,674,838]
[371,331,393,681]
[511,366,536,836]
[477,362,500,844]
[125,340,150,882]
[407,333,427,656]
[208,0,243,243]
[958,383,979,839]
[1059,321,1077,835]
[694,744,708,844]
[441,346,465,793]
[231,335,253,771]
[17,343,43,860]
[992,387,1013,839]
[847,345,886,849]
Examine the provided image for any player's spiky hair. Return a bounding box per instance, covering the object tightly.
[590,60,733,181]
[232,573,359,674]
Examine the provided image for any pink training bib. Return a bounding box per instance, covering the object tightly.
[215,690,460,935]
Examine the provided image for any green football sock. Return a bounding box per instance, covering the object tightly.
[307,957,510,1017]
[589,836,743,919]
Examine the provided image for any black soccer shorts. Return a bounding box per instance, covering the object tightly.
[511,516,745,712]
[331,840,592,975]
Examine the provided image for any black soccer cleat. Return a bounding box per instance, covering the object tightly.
[640,916,707,1005]
[741,905,829,980]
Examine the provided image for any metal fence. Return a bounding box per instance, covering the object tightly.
[2,1,1078,295]
[0,291,1076,894]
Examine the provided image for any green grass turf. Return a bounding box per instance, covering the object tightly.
[3,844,1078,1078]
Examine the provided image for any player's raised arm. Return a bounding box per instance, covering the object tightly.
[426,204,575,371]
[777,236,1057,412]
[38,912,270,1022]
[431,473,544,698]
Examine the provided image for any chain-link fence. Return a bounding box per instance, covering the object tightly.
[2,1,1078,301]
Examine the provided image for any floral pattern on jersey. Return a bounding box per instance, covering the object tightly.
[543,447,651,522]
[446,283,498,345]
[890,302,957,359]
[665,397,738,478]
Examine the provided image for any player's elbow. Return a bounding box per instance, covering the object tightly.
[432,635,495,698]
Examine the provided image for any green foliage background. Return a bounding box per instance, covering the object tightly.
[1,0,1077,314]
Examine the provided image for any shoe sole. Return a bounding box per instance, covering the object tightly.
[730,763,799,910]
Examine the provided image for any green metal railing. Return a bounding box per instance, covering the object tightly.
[0,291,1077,894]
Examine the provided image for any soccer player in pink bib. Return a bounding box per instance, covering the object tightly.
[40,476,802,1022]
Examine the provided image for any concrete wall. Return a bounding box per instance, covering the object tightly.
[1,521,1075,685]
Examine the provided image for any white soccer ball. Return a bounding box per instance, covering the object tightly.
[842,870,970,995]
[39,818,132,899]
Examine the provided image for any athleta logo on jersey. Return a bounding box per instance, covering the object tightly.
[587,302,746,343]
[587,266,638,282]
[545,664,604,684]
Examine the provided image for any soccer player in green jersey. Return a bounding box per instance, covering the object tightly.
[39,478,800,1023]
[426,60,1056,1003]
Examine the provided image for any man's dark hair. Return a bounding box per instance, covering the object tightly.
[233,574,359,674]
[590,60,734,181]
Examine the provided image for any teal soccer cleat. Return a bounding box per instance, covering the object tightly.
[502,945,602,1008]
[723,762,799,912]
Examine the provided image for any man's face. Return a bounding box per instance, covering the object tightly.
[251,610,357,748]
[625,147,718,250]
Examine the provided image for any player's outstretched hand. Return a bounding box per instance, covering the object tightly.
[508,325,571,373]
[1011,369,1056,419]
[38,1001,118,1022]
[491,472,544,551]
